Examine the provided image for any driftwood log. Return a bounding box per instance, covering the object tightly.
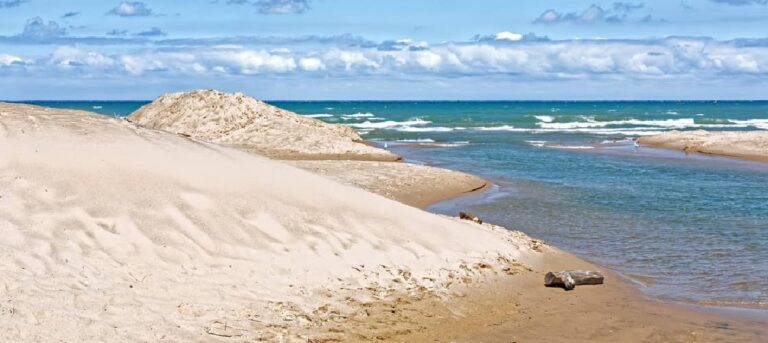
[459,211,483,224]
[545,270,604,290]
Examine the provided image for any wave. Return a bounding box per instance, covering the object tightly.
[350,118,431,129]
[390,139,469,147]
[554,128,666,136]
[525,140,595,149]
[476,125,518,131]
[729,119,768,129]
[472,125,666,136]
[305,113,334,118]
[341,112,375,120]
[526,140,547,147]
[538,118,696,129]
[395,138,436,143]
[425,141,470,147]
[534,115,555,123]
[396,126,456,132]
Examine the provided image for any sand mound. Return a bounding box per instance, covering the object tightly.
[127,89,400,161]
[639,130,768,161]
[0,102,538,341]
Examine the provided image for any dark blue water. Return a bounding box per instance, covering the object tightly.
[24,100,768,307]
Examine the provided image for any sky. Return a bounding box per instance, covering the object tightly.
[2,0,768,100]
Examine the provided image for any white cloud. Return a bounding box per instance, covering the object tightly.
[298,57,324,71]
[107,2,153,17]
[115,47,298,75]
[415,51,442,69]
[50,46,114,70]
[494,32,523,41]
[0,53,25,66]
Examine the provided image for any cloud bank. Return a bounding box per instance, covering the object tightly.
[5,35,768,83]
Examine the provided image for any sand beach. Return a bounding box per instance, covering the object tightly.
[1,93,766,342]
[639,130,768,162]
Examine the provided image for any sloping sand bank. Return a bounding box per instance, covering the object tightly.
[287,160,488,208]
[128,89,400,161]
[0,102,540,341]
[639,130,768,162]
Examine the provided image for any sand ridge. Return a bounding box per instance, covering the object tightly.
[127,89,400,161]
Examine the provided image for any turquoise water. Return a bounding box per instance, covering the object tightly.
[22,100,768,307]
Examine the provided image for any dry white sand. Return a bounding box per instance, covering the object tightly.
[0,102,540,341]
[639,130,768,162]
[128,89,400,161]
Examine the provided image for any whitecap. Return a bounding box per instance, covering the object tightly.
[534,115,555,123]
[538,118,696,129]
[341,112,375,120]
[728,119,768,130]
[424,142,470,147]
[350,118,431,129]
[396,126,454,132]
[304,113,334,118]
[475,125,519,131]
[526,140,547,147]
[396,138,436,143]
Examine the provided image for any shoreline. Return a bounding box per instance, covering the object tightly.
[638,130,768,163]
[641,142,768,164]
[395,151,768,341]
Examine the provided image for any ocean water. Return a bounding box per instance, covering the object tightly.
[22,100,768,308]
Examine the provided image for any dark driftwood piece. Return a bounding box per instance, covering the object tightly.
[545,270,604,290]
[459,211,483,224]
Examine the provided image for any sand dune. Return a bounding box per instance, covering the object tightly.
[639,130,768,162]
[127,89,400,161]
[0,102,538,341]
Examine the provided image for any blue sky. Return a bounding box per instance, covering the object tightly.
[2,0,768,99]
